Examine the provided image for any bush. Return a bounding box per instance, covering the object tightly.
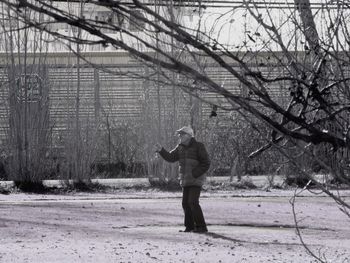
[14,181,50,193]
[0,160,7,180]
[148,177,181,191]
[211,167,231,177]
[283,174,317,188]
[233,177,258,189]
[0,187,10,195]
[203,116,282,179]
[69,180,109,192]
[90,161,126,177]
[205,176,257,190]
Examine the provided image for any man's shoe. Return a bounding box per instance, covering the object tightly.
[193,227,208,233]
[179,228,194,232]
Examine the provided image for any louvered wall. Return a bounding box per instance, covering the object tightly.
[0,51,292,146]
[98,66,144,119]
[48,67,95,132]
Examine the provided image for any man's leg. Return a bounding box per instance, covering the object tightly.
[182,187,194,231]
[187,186,207,232]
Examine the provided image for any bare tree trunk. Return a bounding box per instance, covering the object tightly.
[23,7,29,181]
[94,69,100,125]
[74,0,84,180]
[75,56,81,180]
[294,0,320,53]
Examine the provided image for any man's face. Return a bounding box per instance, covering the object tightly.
[178,132,191,144]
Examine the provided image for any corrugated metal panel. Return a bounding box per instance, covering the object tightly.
[1,51,346,143]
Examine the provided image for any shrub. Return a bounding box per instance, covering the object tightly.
[148,177,181,191]
[14,181,50,193]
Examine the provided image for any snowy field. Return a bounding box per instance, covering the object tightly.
[0,189,349,263]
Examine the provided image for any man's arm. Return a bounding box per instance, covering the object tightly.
[158,147,179,163]
[192,143,210,178]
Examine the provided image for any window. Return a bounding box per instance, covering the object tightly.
[95,11,118,33]
[116,13,125,27]
[129,10,145,32]
[2,18,16,28]
[16,74,42,102]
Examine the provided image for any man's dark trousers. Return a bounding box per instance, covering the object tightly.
[182,186,207,230]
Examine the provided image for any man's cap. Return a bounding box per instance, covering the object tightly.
[176,126,194,137]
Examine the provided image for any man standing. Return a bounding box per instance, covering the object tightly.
[155,126,210,233]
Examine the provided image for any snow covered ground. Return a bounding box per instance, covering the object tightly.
[0,189,349,263]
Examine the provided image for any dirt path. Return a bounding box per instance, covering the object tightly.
[0,190,349,262]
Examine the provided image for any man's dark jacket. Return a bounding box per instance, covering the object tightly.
[159,138,210,187]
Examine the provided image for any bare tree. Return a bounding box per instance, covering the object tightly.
[0,0,349,258]
[0,3,52,182]
[2,0,348,183]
